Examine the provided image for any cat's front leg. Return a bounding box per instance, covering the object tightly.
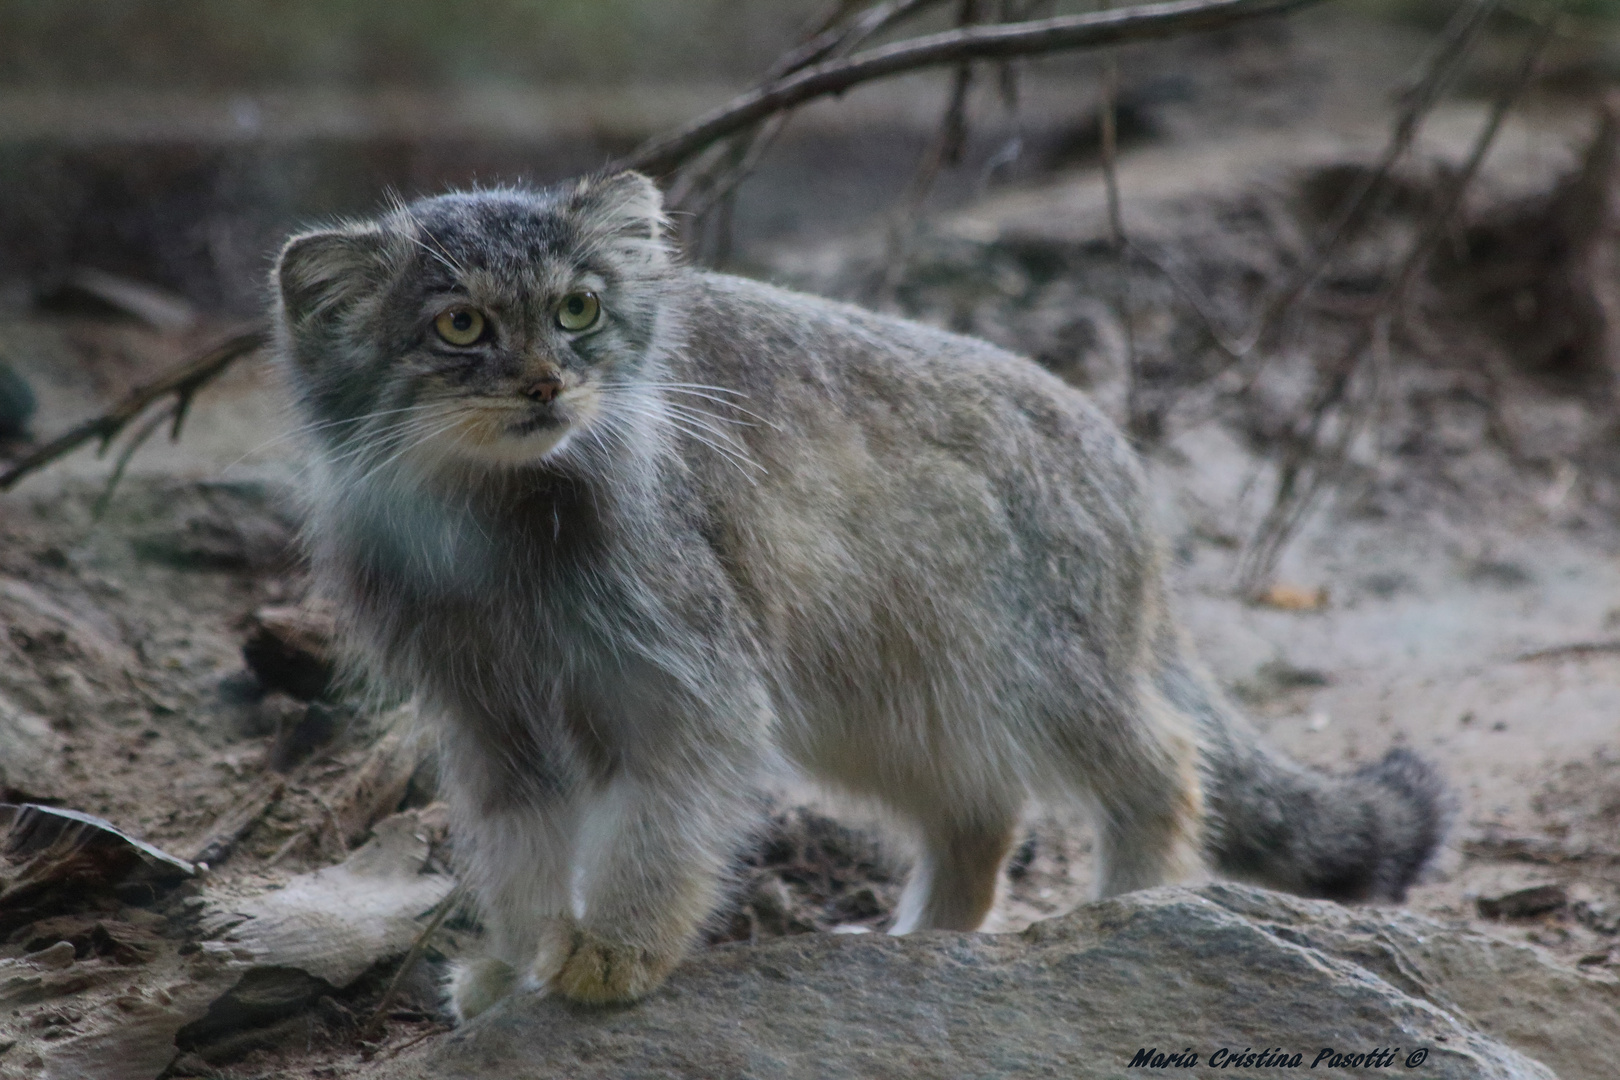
[447,799,579,1022]
[538,759,755,1004]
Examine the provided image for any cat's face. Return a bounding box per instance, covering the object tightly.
[275,172,672,472]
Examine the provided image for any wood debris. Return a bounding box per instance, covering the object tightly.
[2,810,456,1079]
[1477,883,1569,920]
[242,602,338,701]
[0,804,195,925]
[330,714,428,848]
[186,774,287,869]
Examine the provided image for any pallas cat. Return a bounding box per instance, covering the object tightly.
[272,171,1446,1016]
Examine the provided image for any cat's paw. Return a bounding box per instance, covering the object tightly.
[548,927,679,1004]
[447,956,517,1022]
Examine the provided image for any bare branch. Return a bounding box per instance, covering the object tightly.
[91,399,178,520]
[0,325,267,492]
[1239,0,1504,352]
[877,0,985,300]
[675,0,959,259]
[615,0,1337,177]
[0,0,1331,491]
[769,0,957,79]
[1234,6,1561,591]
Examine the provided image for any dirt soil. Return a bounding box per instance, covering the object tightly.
[2,12,1619,1080]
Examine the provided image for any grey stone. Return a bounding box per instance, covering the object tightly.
[373,884,1613,1080]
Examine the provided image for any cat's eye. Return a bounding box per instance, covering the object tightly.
[434,307,486,346]
[556,291,601,332]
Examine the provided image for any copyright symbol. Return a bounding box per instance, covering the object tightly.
[1406,1048,1429,1068]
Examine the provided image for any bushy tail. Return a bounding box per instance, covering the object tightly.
[1156,640,1450,903]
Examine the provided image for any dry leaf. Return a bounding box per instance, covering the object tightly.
[1253,583,1330,612]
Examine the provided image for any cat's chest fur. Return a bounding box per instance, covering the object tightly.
[321,458,738,769]
[330,473,628,695]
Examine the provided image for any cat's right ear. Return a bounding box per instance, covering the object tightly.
[275,226,389,327]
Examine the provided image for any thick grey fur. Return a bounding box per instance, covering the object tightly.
[271,172,1449,1015]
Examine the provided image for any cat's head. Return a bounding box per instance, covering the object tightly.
[274,171,674,473]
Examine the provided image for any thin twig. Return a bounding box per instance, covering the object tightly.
[1098,46,1126,247]
[675,0,955,253]
[1515,640,1620,663]
[1238,0,1505,353]
[1235,7,1560,591]
[878,0,985,300]
[90,399,178,520]
[1116,0,1504,400]
[680,111,794,261]
[616,0,1335,177]
[1095,0,1145,437]
[359,881,467,1047]
[186,773,288,869]
[769,0,957,79]
[373,1023,453,1061]
[0,325,267,491]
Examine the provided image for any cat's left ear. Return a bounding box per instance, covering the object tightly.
[276,224,391,328]
[570,171,668,245]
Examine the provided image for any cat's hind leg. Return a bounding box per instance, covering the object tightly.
[888,810,1020,934]
[1074,683,1206,898]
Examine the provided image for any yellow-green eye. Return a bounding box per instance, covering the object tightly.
[434,307,485,346]
[557,291,601,332]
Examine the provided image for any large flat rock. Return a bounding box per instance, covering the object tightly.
[371,885,1614,1080]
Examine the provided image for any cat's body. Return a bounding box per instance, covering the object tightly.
[273,173,1447,1016]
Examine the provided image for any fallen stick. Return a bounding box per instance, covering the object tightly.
[0,325,266,492]
[187,773,287,869]
[1464,833,1617,864]
[359,880,467,1049]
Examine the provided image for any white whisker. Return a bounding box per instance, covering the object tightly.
[345,408,477,490]
[612,401,763,481]
[224,402,454,473]
[661,402,753,450]
[595,381,781,430]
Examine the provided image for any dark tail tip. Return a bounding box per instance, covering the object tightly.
[1292,747,1451,903]
[1209,745,1453,905]
[1350,747,1452,902]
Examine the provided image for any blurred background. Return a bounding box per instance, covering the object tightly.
[0,0,1609,315]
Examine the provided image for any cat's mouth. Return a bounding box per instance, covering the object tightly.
[415,386,600,468]
[506,409,565,437]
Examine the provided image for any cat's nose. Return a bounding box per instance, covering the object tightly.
[524,376,562,404]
